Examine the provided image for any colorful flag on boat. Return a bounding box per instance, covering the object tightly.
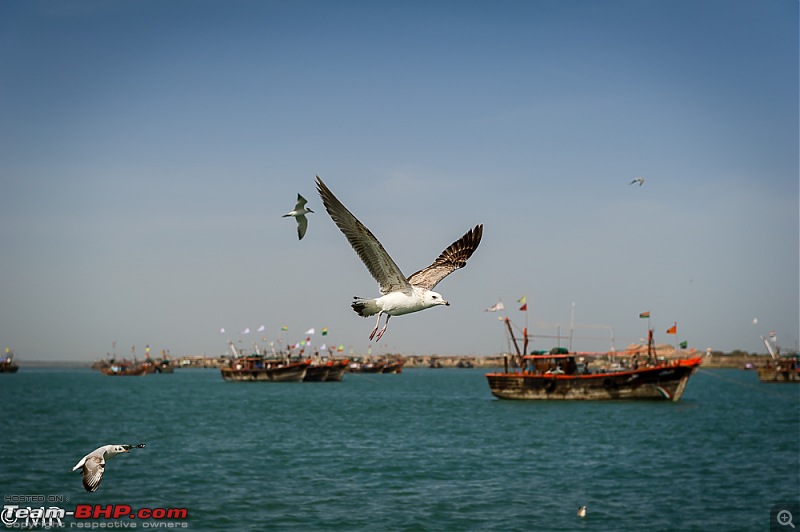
[322,328,328,336]
[680,341,688,349]
[519,303,527,311]
[281,326,289,331]
[639,312,650,319]
[485,302,504,312]
[666,323,677,335]
[241,327,250,335]
[305,328,315,335]
[338,344,344,352]
[257,325,266,332]
[517,295,527,304]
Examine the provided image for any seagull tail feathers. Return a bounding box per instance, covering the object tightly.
[352,297,380,317]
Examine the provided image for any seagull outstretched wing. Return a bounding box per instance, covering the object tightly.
[407,225,483,290]
[316,176,411,295]
[81,455,105,492]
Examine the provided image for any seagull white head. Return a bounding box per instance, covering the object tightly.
[423,290,449,308]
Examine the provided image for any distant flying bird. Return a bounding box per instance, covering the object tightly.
[72,444,145,492]
[283,194,314,240]
[316,175,483,341]
[577,506,587,518]
[629,177,645,186]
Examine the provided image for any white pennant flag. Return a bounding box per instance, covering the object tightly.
[305,328,315,335]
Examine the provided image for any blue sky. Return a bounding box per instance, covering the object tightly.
[1,0,797,361]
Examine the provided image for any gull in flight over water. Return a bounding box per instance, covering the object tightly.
[283,194,314,240]
[72,443,145,492]
[629,177,645,186]
[316,175,483,341]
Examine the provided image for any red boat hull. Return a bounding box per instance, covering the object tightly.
[486,358,702,401]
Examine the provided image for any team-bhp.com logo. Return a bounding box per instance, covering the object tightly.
[2,504,188,528]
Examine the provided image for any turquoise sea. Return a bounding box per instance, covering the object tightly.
[1,366,798,531]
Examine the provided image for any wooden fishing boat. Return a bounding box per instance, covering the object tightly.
[756,334,798,383]
[220,356,309,382]
[324,359,349,381]
[487,353,702,401]
[485,317,701,401]
[100,362,148,376]
[302,358,351,381]
[348,360,384,373]
[0,353,19,373]
[381,360,404,374]
[756,355,799,383]
[348,356,404,374]
[303,364,330,382]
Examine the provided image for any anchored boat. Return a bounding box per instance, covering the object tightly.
[100,361,148,376]
[756,333,799,383]
[485,317,701,401]
[487,352,701,401]
[303,358,350,382]
[0,349,18,373]
[220,355,310,382]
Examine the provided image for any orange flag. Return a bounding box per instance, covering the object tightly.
[666,323,677,335]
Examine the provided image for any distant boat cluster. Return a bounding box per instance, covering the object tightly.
[91,357,174,376]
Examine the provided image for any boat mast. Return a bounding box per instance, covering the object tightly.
[569,302,575,352]
[761,335,777,359]
[505,317,522,357]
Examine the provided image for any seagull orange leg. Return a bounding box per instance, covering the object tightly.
[369,313,383,341]
[374,315,390,341]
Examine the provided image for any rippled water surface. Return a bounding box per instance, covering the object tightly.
[1,367,798,530]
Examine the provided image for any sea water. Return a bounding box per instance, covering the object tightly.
[0,366,798,531]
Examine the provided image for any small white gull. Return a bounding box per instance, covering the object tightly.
[629,177,645,186]
[316,175,483,341]
[577,505,587,518]
[72,443,145,492]
[283,193,314,240]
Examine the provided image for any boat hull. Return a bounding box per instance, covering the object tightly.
[486,358,702,401]
[756,368,799,383]
[322,360,349,382]
[100,367,148,376]
[220,362,308,382]
[303,365,330,382]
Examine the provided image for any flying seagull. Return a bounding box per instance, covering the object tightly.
[629,177,645,186]
[283,194,314,240]
[72,444,145,492]
[316,175,483,341]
